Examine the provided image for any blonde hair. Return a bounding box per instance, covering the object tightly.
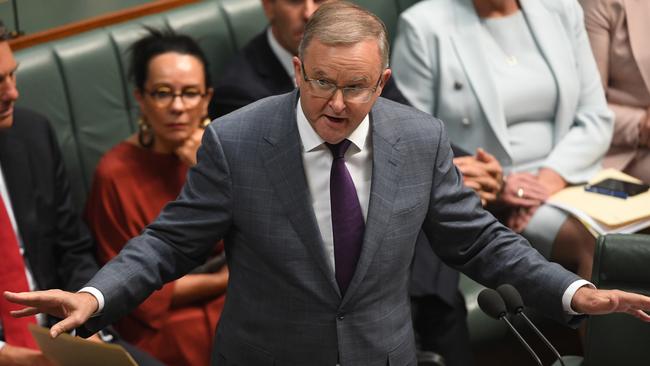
[298,1,389,69]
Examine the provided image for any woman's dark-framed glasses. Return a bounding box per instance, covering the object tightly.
[146,87,207,108]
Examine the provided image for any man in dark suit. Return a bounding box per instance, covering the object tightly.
[7,3,650,365]
[0,22,161,366]
[211,1,493,364]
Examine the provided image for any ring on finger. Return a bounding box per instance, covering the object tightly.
[517,187,524,199]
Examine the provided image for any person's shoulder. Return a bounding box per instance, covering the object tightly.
[12,107,52,135]
[400,0,458,28]
[537,0,585,18]
[373,97,444,133]
[579,0,624,19]
[94,142,138,179]
[212,91,296,134]
[216,32,267,83]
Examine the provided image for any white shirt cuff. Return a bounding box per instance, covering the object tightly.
[78,287,105,313]
[0,340,5,351]
[562,279,595,315]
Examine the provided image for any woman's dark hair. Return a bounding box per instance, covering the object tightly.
[129,28,211,91]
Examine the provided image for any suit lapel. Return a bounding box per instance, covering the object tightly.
[260,93,340,297]
[521,0,577,140]
[341,103,403,307]
[252,31,295,94]
[451,0,512,157]
[624,0,650,94]
[0,129,39,275]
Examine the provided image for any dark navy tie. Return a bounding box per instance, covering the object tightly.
[326,139,365,296]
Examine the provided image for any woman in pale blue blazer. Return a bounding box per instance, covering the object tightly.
[392,0,614,279]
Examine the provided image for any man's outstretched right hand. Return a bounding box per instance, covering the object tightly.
[3,290,98,338]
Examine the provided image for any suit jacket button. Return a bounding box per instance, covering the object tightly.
[461,117,470,126]
[454,81,463,90]
[337,314,345,321]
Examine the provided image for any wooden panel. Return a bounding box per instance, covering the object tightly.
[8,0,199,50]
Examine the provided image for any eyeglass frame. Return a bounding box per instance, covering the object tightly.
[144,87,209,108]
[299,61,384,103]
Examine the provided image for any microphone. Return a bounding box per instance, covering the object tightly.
[477,288,543,366]
[497,284,566,366]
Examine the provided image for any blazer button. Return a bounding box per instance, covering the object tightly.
[461,117,470,126]
[453,81,463,90]
[337,314,345,321]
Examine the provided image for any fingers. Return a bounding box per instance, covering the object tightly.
[175,129,204,166]
[4,290,54,308]
[629,309,650,322]
[10,307,40,318]
[49,315,83,338]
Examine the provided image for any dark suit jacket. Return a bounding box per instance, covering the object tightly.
[211,30,461,305]
[0,108,98,294]
[87,92,578,365]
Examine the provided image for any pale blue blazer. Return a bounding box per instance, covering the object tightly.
[392,0,613,183]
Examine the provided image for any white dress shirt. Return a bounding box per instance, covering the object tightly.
[296,98,372,271]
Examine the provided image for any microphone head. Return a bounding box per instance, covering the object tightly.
[497,284,525,314]
[477,288,507,319]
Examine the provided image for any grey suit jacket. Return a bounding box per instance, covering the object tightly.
[87,91,579,365]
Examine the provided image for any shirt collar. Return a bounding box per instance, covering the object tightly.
[267,27,296,83]
[296,97,370,153]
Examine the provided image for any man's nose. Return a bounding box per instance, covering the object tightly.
[328,89,346,113]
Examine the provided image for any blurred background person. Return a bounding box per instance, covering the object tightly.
[84,29,227,366]
[0,20,162,366]
[392,0,613,280]
[581,0,650,184]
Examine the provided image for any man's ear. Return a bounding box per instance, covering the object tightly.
[379,68,392,90]
[292,56,303,87]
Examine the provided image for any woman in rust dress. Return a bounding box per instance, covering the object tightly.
[85,30,227,366]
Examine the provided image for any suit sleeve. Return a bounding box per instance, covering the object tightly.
[421,120,580,324]
[581,0,644,148]
[85,126,233,330]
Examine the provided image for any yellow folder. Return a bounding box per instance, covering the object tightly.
[547,169,650,234]
[29,324,137,366]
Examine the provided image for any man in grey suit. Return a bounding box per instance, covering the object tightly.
[6,2,650,365]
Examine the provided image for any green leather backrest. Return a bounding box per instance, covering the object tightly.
[218,0,267,50]
[584,234,650,366]
[13,0,419,209]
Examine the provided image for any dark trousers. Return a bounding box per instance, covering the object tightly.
[411,292,474,366]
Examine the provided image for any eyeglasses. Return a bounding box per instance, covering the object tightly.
[145,87,207,108]
[300,62,383,103]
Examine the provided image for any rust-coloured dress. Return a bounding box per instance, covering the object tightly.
[85,142,224,366]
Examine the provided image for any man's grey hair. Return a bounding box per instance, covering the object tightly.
[298,1,389,69]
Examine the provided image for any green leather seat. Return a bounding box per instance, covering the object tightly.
[584,233,650,366]
[459,274,509,345]
[552,233,650,366]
